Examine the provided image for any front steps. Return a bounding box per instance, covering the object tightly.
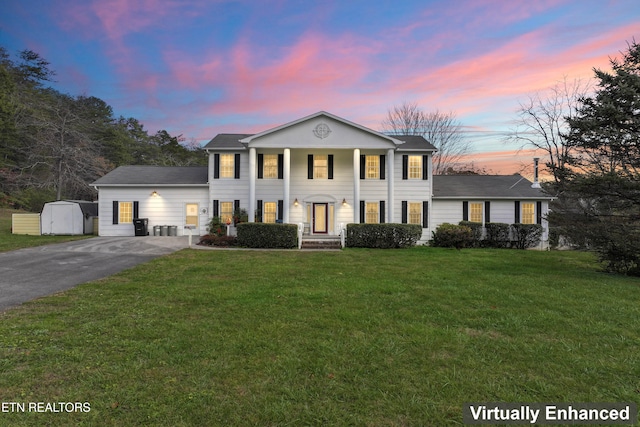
[300,236,342,250]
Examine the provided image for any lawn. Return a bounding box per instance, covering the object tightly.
[0,247,638,426]
[0,208,92,252]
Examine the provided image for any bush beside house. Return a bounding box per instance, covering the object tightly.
[346,223,422,249]
[236,223,298,249]
[431,222,543,249]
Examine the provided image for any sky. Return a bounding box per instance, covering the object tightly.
[1,0,639,176]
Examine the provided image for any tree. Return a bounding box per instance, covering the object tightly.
[507,77,591,185]
[551,40,640,274]
[382,102,471,174]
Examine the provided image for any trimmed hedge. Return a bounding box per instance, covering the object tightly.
[236,222,298,249]
[346,223,422,248]
[485,222,511,248]
[459,221,484,247]
[431,223,474,249]
[198,234,238,247]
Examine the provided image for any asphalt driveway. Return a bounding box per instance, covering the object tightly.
[0,236,190,312]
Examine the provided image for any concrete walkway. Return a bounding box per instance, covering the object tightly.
[0,236,190,313]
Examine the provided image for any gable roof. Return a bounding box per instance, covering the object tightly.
[433,175,551,199]
[92,166,208,186]
[393,135,436,151]
[204,133,251,150]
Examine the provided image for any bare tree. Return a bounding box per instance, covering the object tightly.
[382,102,471,174]
[507,77,591,184]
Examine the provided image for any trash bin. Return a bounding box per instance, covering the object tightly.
[168,225,177,236]
[133,218,149,236]
[160,225,168,236]
[153,225,160,236]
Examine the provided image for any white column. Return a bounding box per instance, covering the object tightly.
[207,152,215,211]
[248,147,256,222]
[283,148,291,223]
[387,148,395,223]
[353,148,360,223]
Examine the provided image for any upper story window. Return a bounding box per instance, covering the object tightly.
[314,155,328,179]
[220,154,235,178]
[263,154,278,179]
[408,155,422,179]
[366,155,379,179]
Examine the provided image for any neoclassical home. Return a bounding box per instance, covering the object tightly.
[92,111,551,245]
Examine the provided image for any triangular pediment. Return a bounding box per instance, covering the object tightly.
[239,111,402,149]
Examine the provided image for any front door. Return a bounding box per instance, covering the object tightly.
[313,203,328,234]
[186,203,199,227]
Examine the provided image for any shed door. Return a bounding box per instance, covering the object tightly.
[51,205,73,234]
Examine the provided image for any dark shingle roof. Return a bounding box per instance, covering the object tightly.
[92,166,208,186]
[433,175,551,199]
[393,135,437,151]
[204,134,251,149]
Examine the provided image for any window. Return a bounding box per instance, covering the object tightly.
[220,202,233,224]
[263,202,277,224]
[263,154,278,179]
[119,202,133,224]
[366,155,379,179]
[409,202,422,225]
[365,202,379,224]
[408,155,422,179]
[220,154,234,178]
[186,203,199,227]
[314,155,328,179]
[470,202,483,223]
[522,202,535,224]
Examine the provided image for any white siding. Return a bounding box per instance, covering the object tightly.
[98,187,209,236]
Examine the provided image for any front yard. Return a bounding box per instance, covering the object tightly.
[0,247,638,426]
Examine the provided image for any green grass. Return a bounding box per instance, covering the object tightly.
[0,248,638,426]
[0,208,92,252]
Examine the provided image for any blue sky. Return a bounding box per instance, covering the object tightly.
[1,0,639,173]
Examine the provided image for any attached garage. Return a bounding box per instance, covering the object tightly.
[41,200,98,235]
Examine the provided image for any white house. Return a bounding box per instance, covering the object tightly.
[92,111,551,245]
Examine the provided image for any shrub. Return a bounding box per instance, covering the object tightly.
[345,223,422,248]
[431,223,474,249]
[207,217,227,237]
[459,221,484,247]
[236,222,298,249]
[485,222,511,248]
[198,234,238,247]
[511,223,543,249]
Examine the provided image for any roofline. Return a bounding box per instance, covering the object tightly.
[432,196,554,200]
[92,184,209,188]
[204,146,247,152]
[239,111,404,146]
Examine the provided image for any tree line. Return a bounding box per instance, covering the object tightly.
[0,47,205,212]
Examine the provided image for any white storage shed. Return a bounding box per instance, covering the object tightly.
[41,200,98,235]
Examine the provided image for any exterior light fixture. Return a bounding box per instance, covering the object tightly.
[294,198,299,206]
[342,198,347,206]
[151,191,158,197]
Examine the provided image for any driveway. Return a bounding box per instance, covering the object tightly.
[0,236,190,313]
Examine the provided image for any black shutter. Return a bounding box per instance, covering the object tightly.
[308,155,313,179]
[536,201,542,225]
[257,200,263,222]
[277,200,284,221]
[278,154,284,179]
[359,201,365,223]
[360,155,366,179]
[463,201,469,221]
[380,155,385,180]
[328,154,334,179]
[380,201,385,223]
[423,201,429,228]
[112,201,119,224]
[212,200,219,218]
[401,201,408,223]
[133,201,139,219]
[257,154,264,179]
[402,155,408,180]
[214,154,220,179]
[515,201,521,223]
[234,153,240,179]
[422,155,428,180]
[485,201,491,223]
[234,200,240,212]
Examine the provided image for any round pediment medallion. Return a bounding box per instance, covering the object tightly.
[313,123,331,139]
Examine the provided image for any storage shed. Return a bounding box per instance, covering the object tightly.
[41,200,98,235]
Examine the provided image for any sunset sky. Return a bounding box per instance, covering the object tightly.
[1,0,639,176]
